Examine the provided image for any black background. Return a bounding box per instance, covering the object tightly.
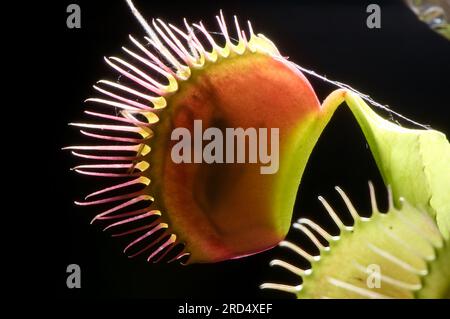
[30,0,449,300]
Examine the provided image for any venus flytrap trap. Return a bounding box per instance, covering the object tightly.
[262,90,450,298]
[320,90,450,240]
[65,0,449,298]
[261,183,450,298]
[65,1,324,264]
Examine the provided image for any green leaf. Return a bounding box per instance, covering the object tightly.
[320,90,450,239]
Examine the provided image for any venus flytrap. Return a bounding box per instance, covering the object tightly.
[262,90,450,298]
[65,3,325,264]
[65,0,449,298]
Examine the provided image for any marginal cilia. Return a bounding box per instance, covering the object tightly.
[261,183,450,299]
[64,3,283,263]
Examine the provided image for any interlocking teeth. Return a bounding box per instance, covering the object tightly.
[85,177,151,200]
[67,1,286,264]
[335,186,362,221]
[297,218,338,242]
[260,283,302,294]
[269,259,312,277]
[104,210,161,232]
[318,195,353,232]
[262,184,446,298]
[128,35,176,77]
[292,223,329,252]
[368,181,380,214]
[90,194,154,224]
